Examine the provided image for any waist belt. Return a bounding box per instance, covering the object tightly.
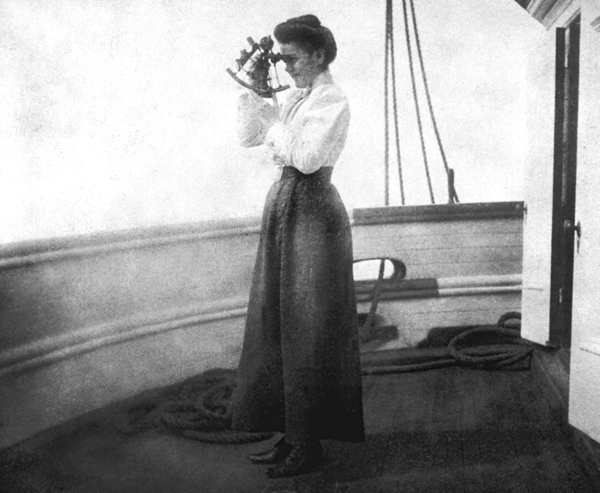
[280,166,333,183]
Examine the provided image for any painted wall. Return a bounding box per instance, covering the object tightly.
[1,0,545,244]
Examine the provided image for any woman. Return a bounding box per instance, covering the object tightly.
[231,14,365,479]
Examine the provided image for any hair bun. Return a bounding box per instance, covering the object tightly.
[274,14,337,66]
[288,14,321,29]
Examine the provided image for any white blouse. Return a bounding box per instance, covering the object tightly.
[237,70,350,175]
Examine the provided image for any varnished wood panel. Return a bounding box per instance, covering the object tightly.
[353,202,524,225]
[352,217,523,281]
[359,293,521,347]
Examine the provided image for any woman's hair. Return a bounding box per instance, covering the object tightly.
[273,15,337,67]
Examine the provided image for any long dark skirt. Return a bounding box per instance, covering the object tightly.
[231,166,365,444]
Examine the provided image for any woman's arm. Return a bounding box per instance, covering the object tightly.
[236,90,280,147]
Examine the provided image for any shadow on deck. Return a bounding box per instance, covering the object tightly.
[2,349,599,493]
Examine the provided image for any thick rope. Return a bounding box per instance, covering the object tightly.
[362,312,533,374]
[448,326,533,369]
[115,368,274,444]
[113,314,532,442]
[408,0,458,203]
[401,0,435,204]
[497,311,522,328]
[362,358,455,375]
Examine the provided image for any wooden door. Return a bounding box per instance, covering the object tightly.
[521,28,556,345]
[568,0,600,444]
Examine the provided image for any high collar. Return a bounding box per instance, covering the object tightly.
[281,70,334,123]
[303,69,334,96]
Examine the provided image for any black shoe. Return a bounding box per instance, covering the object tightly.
[248,437,292,465]
[266,441,323,478]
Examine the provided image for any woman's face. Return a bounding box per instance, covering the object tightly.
[279,42,325,89]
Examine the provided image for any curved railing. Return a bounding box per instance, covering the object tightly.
[0,202,523,449]
[0,218,260,449]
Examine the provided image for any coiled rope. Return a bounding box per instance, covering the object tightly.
[115,368,274,444]
[362,312,533,374]
[118,313,530,440]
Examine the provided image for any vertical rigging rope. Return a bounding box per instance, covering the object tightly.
[388,0,405,205]
[384,0,391,206]
[408,0,459,203]
[401,0,435,204]
[384,0,458,206]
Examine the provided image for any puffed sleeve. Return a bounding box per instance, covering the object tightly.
[236,90,280,147]
[263,85,350,174]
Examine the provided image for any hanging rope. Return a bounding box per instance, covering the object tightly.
[384,0,406,205]
[407,0,459,204]
[401,0,435,204]
[388,1,405,205]
[384,1,391,206]
[383,0,460,205]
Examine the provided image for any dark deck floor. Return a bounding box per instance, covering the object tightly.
[2,358,599,493]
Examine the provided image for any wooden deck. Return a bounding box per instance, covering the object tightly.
[2,354,599,493]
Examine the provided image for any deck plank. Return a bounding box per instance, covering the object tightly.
[2,355,600,493]
[337,373,404,493]
[468,370,528,493]
[508,368,596,493]
[425,366,466,493]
